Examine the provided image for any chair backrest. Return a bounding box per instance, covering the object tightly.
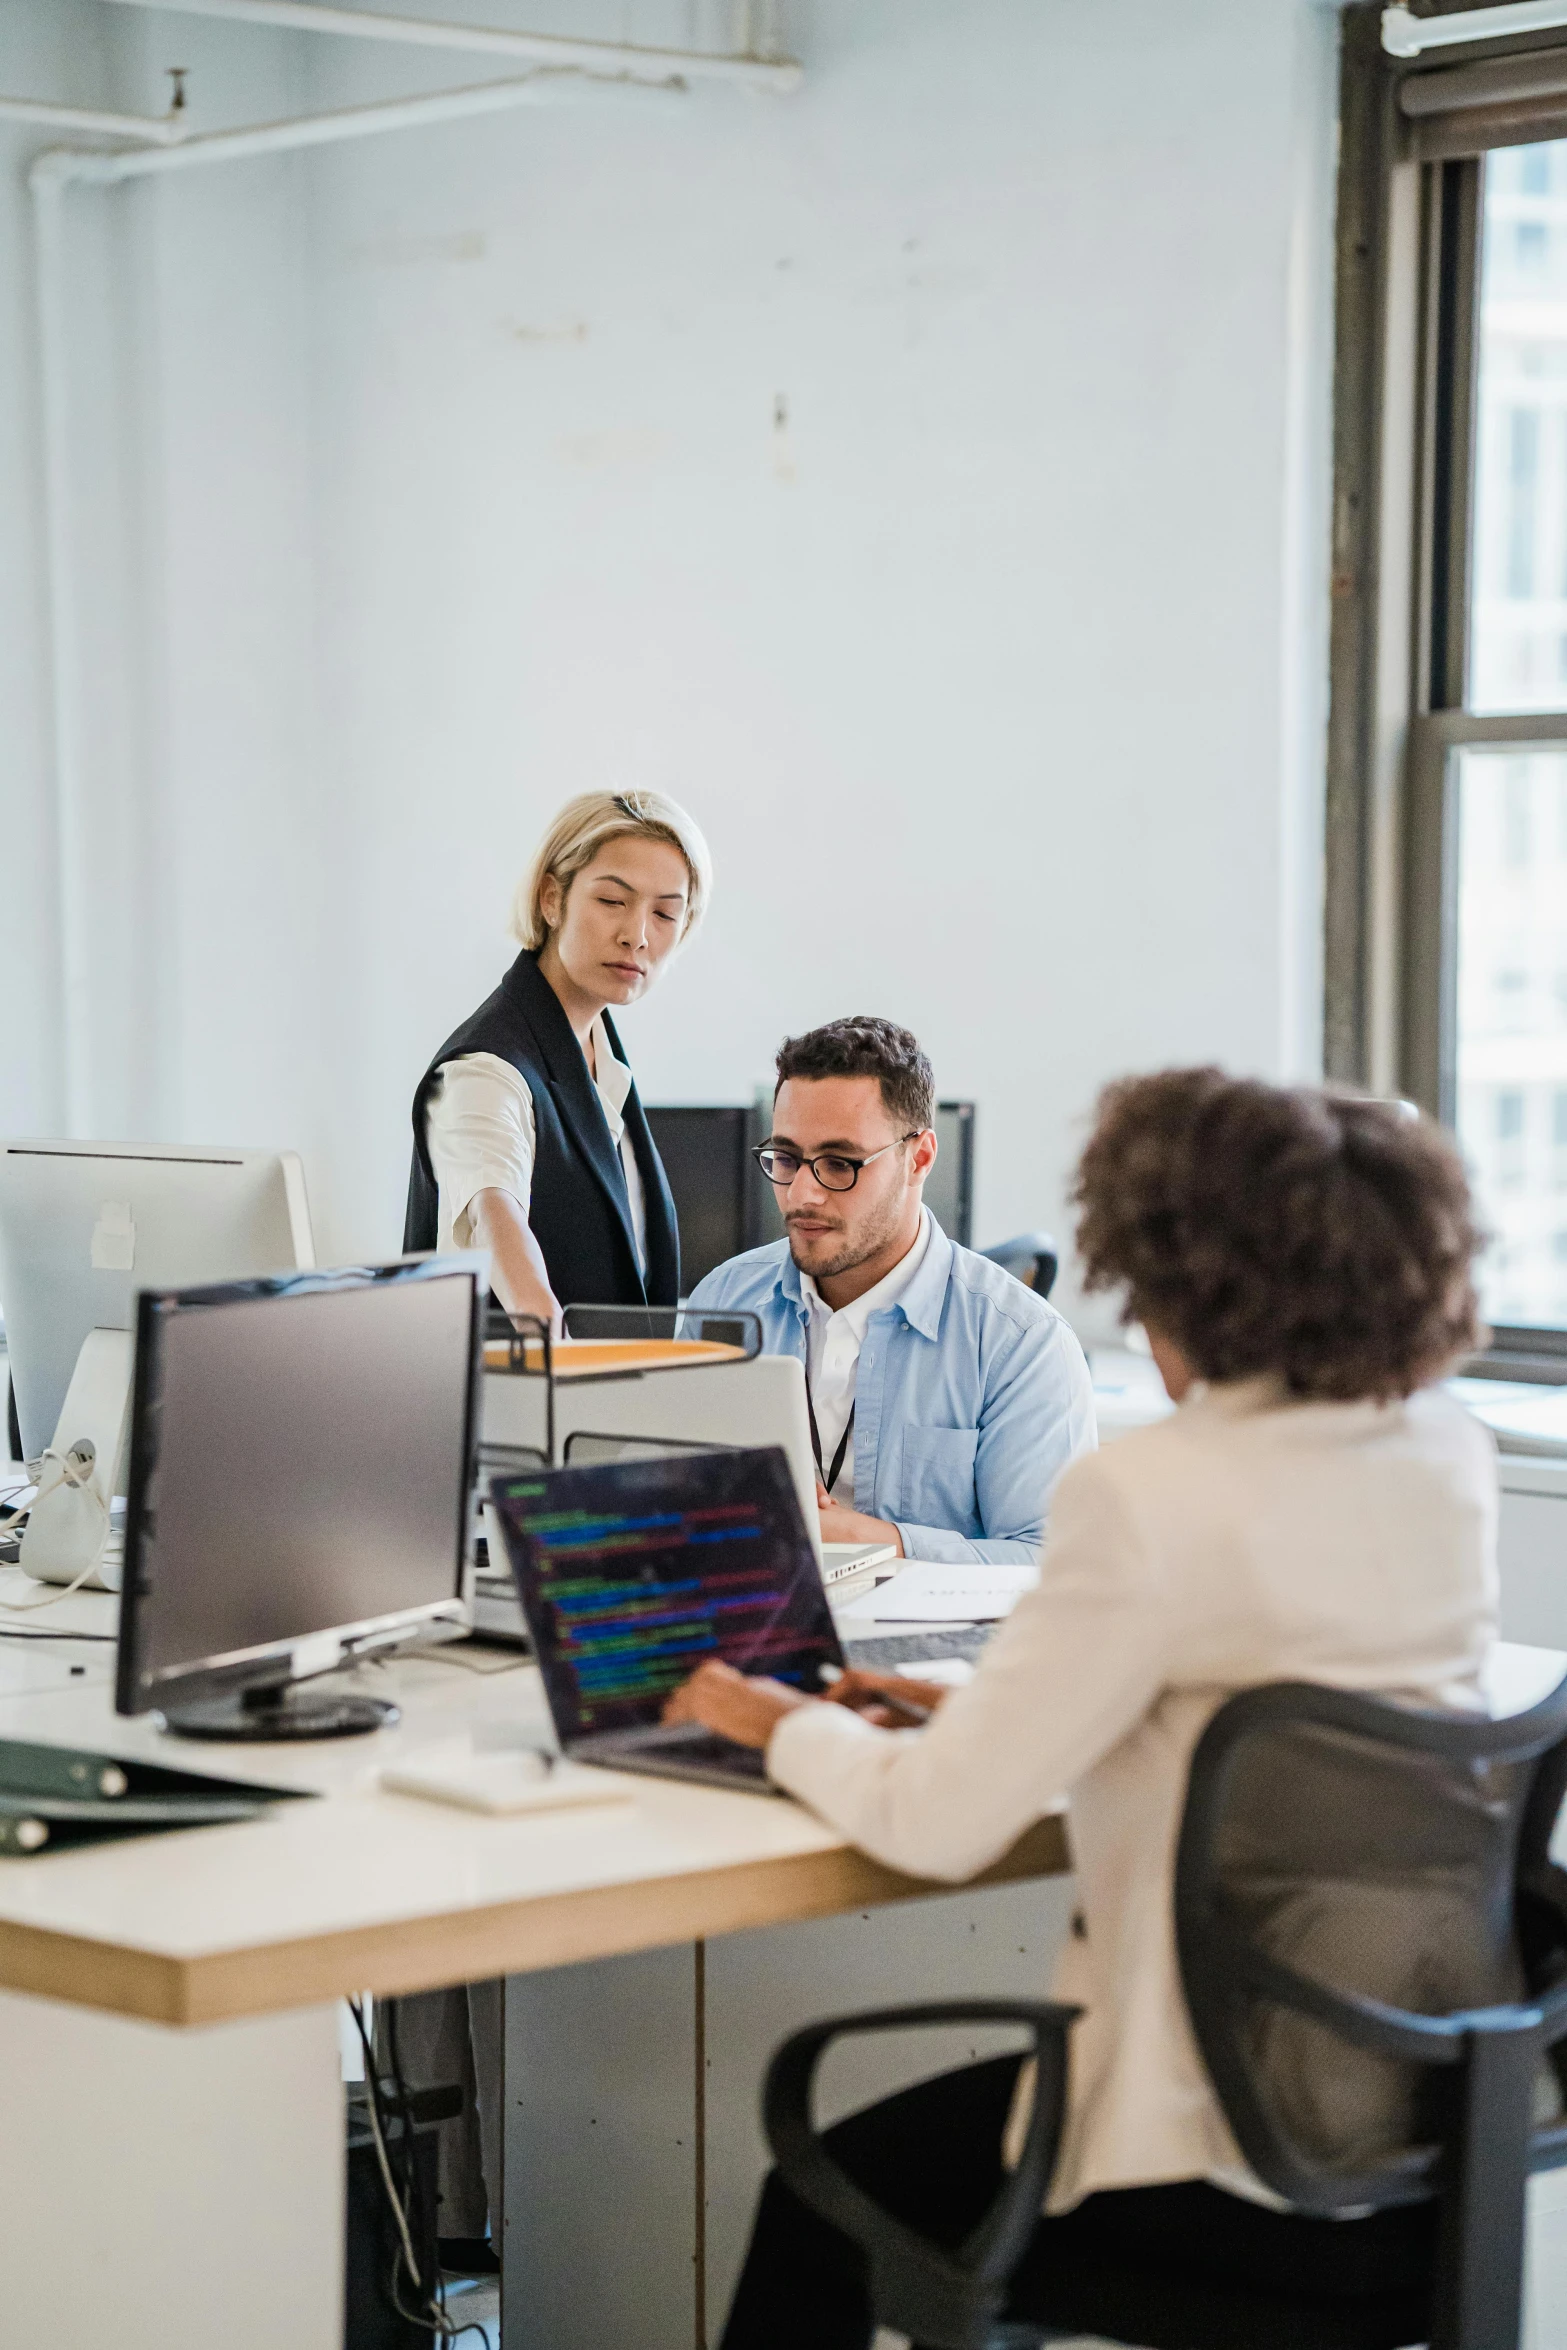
[1174,1673,1567,2214]
[979,1232,1059,1299]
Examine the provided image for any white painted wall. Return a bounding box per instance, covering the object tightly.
[2,0,1339,1318]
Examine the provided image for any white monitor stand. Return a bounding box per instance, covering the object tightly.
[17,1327,134,1593]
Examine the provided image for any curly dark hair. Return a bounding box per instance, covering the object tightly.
[774,1017,935,1135]
[1073,1067,1484,1401]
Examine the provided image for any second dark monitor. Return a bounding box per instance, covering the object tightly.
[647,1100,974,1290]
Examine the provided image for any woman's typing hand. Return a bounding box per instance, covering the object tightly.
[822,1668,953,1727]
[662,1658,809,1749]
[662,1660,952,1748]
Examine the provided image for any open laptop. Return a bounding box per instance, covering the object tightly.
[489,1446,844,1795]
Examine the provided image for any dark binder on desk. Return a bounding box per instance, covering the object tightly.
[0,1740,311,1856]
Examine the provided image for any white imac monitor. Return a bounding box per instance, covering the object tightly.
[0,1139,315,1464]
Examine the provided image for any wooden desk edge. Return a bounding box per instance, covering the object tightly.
[0,1814,1071,2027]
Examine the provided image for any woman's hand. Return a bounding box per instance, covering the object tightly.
[823,1669,953,1727]
[468,1189,564,1337]
[663,1659,809,1750]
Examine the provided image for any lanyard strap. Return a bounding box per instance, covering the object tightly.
[805,1383,855,1497]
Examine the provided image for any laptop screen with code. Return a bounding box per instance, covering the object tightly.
[491,1447,842,1739]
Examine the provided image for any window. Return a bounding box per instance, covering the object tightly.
[1329,20,1567,1367]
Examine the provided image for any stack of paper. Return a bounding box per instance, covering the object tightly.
[833,1559,1038,1625]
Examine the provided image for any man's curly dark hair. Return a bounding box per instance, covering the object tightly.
[1073,1067,1485,1401]
[774,1017,935,1136]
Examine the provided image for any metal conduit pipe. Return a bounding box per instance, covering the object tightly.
[95,0,801,93]
[1383,2,1567,56]
[27,53,701,1131]
[40,66,663,183]
[0,96,185,139]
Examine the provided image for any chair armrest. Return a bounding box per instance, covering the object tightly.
[763,1999,1079,2350]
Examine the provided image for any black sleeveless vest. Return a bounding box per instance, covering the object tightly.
[403,950,680,1309]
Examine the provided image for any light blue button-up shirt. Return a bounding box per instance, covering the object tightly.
[688,1220,1097,1564]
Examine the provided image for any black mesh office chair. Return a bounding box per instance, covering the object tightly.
[979,1234,1059,1299]
[761,1671,1567,2350]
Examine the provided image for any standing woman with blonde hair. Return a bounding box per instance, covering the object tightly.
[405,788,712,1326]
[394,789,710,2275]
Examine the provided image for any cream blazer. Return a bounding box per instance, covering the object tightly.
[767,1377,1499,2210]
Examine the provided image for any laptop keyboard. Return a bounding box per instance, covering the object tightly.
[582,1726,770,1782]
[659,1732,769,1778]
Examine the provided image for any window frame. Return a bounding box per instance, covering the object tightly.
[1330,3,1567,1374]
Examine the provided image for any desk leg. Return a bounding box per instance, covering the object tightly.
[0,1989,342,2349]
[503,1942,699,2350]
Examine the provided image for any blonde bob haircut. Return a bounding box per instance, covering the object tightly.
[510,790,713,952]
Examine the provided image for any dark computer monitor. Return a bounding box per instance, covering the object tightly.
[648,1099,975,1285]
[116,1258,481,1742]
[644,1104,771,1289]
[926,1102,974,1247]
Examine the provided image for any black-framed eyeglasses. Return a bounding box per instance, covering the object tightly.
[751,1136,920,1193]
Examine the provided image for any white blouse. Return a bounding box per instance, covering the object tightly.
[423,1023,647,1275]
[767,1377,1499,2211]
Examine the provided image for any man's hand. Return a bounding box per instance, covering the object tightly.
[662,1658,810,1750]
[815,1480,905,1555]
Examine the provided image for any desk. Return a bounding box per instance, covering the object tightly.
[0,1619,1069,2348]
[6,1597,1561,2350]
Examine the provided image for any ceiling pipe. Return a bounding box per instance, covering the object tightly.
[38,66,666,182]
[0,95,185,139]
[1383,2,1567,57]
[95,0,801,93]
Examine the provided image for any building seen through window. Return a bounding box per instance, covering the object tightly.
[1456,143,1567,1328]
[1472,143,1567,713]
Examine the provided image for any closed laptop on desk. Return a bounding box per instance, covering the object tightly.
[490,1448,843,1794]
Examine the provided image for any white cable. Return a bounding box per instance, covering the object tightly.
[347,1999,486,2344]
[349,1998,427,2294]
[0,1447,111,1611]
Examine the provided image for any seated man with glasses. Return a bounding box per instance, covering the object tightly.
[687,1017,1095,1564]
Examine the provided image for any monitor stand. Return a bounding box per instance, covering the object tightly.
[161,1679,399,1742]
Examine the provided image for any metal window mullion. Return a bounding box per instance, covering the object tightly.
[1419,709,1567,745]
[1429,158,1484,710]
[1327,8,1402,1085]
[1403,718,1459,1114]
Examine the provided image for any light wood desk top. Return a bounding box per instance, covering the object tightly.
[0,1634,1069,2030]
[1,1565,1553,2041]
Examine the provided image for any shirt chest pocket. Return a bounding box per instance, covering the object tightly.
[898,1425,980,1533]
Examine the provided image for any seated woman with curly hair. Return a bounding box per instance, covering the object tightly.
[667,1066,1494,2349]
